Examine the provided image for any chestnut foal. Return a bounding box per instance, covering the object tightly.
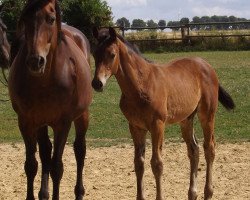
[92,27,235,200]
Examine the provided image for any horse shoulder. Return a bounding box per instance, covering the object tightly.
[58,36,92,107]
[62,24,90,63]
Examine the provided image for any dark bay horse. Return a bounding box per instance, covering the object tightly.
[92,28,235,200]
[8,0,92,199]
[0,4,10,69]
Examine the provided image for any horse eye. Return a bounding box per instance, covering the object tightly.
[47,15,55,25]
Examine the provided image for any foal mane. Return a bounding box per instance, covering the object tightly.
[97,29,152,63]
[17,0,62,40]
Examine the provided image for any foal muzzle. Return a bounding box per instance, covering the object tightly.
[92,79,104,92]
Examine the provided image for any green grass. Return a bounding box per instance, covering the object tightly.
[0,51,249,145]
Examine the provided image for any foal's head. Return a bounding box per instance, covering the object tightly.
[92,27,120,92]
[0,5,10,68]
[18,0,61,76]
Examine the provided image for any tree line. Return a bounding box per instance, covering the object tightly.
[116,16,250,31]
[1,0,249,42]
[0,0,112,41]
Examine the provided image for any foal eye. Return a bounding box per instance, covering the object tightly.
[47,15,56,25]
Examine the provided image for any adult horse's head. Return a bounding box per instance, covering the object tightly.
[0,5,10,69]
[18,0,61,76]
[92,27,120,92]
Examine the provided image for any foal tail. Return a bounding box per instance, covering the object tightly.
[218,85,235,111]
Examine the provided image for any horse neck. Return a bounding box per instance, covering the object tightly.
[115,40,151,98]
[43,31,59,77]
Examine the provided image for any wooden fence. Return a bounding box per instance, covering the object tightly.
[111,21,250,44]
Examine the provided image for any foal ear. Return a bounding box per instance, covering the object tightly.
[109,27,117,41]
[92,27,99,39]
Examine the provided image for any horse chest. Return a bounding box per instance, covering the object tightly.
[15,81,74,117]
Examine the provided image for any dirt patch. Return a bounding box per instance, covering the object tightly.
[0,142,249,199]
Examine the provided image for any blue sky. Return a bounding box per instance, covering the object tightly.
[106,0,250,22]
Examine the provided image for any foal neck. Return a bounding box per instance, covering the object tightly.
[115,40,151,99]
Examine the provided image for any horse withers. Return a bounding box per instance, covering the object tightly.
[8,0,92,199]
[92,27,235,200]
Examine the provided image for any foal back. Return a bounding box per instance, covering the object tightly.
[160,57,219,124]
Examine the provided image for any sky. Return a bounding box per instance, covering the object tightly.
[106,0,250,23]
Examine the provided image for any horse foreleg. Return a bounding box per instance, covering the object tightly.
[129,124,147,200]
[51,121,71,200]
[37,126,52,200]
[150,120,164,200]
[20,122,38,200]
[73,111,89,200]
[180,116,199,200]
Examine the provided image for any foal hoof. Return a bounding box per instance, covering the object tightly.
[188,189,198,200]
[204,186,213,200]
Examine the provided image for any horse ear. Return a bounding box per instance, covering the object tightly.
[109,27,117,41]
[92,27,99,39]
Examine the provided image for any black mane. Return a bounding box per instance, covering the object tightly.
[11,0,63,65]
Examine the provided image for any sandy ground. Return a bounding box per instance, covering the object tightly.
[0,142,249,200]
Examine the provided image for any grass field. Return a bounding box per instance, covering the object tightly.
[0,51,249,145]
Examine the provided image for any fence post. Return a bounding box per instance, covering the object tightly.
[181,25,190,45]
[121,21,125,37]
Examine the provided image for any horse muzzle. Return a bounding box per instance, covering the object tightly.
[26,55,46,75]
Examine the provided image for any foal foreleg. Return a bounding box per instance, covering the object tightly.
[180,118,199,200]
[150,120,165,200]
[129,124,147,200]
[73,111,89,200]
[51,121,71,200]
[38,126,52,200]
[200,118,215,200]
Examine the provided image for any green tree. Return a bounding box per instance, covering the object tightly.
[0,0,25,36]
[191,16,201,30]
[180,17,189,25]
[229,15,238,29]
[200,16,211,30]
[147,19,158,28]
[116,17,130,28]
[61,0,113,41]
[158,19,166,30]
[167,21,180,31]
[131,19,146,30]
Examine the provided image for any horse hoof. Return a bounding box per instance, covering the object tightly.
[75,195,83,200]
[38,190,49,200]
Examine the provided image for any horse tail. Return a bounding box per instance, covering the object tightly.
[218,85,235,111]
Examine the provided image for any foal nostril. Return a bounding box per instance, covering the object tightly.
[92,79,103,91]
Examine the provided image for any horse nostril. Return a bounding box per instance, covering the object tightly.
[92,79,103,92]
[38,56,45,68]
[26,55,45,71]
